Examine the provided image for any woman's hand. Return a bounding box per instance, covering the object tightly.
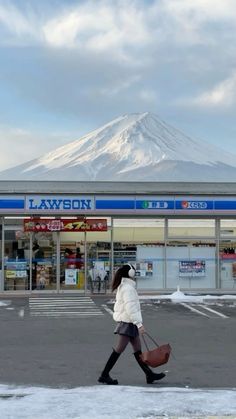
[138,325,146,335]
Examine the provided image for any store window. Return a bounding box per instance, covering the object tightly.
[113,218,165,289]
[60,218,111,293]
[0,220,2,291]
[167,218,216,289]
[86,224,111,293]
[166,238,216,289]
[4,218,30,291]
[219,220,236,289]
[168,219,215,238]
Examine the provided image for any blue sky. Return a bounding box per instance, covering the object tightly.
[0,0,236,170]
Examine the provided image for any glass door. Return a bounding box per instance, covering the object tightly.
[4,218,30,291]
[60,231,85,291]
[86,218,111,294]
[32,231,57,291]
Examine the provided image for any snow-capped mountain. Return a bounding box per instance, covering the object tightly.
[1,112,236,181]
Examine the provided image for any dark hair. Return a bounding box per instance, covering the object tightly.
[111,264,133,292]
[65,248,73,255]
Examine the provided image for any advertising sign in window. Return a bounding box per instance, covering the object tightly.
[24,218,107,232]
[179,260,206,277]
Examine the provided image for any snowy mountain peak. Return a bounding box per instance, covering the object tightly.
[1,112,236,181]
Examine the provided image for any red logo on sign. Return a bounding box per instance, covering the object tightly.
[181,201,189,209]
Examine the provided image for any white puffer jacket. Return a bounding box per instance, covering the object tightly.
[113,277,143,328]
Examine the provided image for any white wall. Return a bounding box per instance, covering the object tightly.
[136,246,164,289]
[166,246,216,289]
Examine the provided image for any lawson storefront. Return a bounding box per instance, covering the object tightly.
[1,180,236,293]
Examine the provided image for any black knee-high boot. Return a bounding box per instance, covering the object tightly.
[133,350,166,384]
[98,350,121,385]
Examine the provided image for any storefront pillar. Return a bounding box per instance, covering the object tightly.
[1,217,4,292]
[29,232,33,291]
[111,218,114,288]
[164,218,168,289]
[215,218,220,289]
[56,231,60,293]
[84,231,87,293]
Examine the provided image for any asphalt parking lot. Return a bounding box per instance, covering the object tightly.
[0,295,235,389]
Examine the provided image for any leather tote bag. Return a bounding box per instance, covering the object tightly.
[140,333,172,368]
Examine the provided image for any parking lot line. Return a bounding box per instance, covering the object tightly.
[101,304,113,315]
[198,304,229,319]
[180,302,210,317]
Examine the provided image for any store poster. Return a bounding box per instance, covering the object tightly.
[232,263,236,278]
[136,262,153,277]
[65,269,77,285]
[179,260,206,277]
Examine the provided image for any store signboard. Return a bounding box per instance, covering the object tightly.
[3,194,236,214]
[175,200,214,211]
[96,197,135,210]
[179,260,206,277]
[24,218,107,232]
[136,199,174,210]
[26,196,94,212]
[0,196,24,211]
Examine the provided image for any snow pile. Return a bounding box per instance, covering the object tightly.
[0,385,236,419]
[140,289,236,303]
[1,112,236,181]
[0,301,10,307]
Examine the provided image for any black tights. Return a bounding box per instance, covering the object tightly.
[114,334,141,354]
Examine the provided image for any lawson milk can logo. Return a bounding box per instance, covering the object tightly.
[26,196,94,211]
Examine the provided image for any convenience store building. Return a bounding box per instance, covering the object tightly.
[1,180,236,294]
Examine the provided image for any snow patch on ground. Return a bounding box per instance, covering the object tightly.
[0,385,236,419]
[139,290,236,303]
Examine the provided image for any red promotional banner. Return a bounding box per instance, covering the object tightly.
[24,218,107,232]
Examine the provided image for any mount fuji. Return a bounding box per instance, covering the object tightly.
[1,112,236,182]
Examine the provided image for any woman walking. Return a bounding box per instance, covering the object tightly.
[98,263,166,385]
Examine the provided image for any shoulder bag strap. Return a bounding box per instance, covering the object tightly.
[141,332,160,350]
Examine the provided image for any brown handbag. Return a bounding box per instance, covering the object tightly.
[140,333,172,368]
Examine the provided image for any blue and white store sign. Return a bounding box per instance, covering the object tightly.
[0,196,25,212]
[2,194,236,215]
[26,196,95,212]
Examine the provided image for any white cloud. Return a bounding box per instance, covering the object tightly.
[183,73,236,108]
[0,2,39,42]
[0,125,71,170]
[42,1,152,64]
[98,75,141,96]
[1,1,236,55]
[139,89,157,104]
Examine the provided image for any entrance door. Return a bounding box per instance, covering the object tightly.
[3,218,30,291]
[60,232,85,292]
[86,219,111,294]
[32,231,57,291]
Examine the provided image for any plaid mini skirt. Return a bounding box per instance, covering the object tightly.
[114,321,139,338]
